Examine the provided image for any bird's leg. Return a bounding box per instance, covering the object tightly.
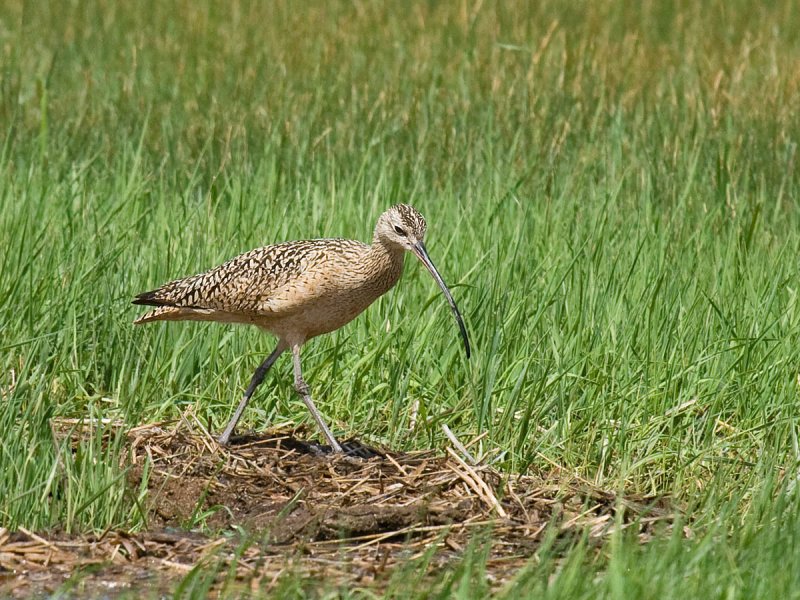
[217,342,287,445]
[291,343,343,453]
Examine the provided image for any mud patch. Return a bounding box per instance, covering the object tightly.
[2,420,680,597]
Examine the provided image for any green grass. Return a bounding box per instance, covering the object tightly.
[1,0,800,596]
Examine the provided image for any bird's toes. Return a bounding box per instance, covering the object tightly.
[306,439,382,459]
[339,440,383,459]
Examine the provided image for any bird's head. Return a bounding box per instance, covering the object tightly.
[374,203,428,251]
[373,204,470,359]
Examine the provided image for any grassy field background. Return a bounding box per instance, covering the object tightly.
[1,0,800,596]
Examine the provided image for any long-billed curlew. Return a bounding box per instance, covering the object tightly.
[133,204,470,452]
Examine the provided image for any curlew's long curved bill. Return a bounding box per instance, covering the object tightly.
[411,241,471,359]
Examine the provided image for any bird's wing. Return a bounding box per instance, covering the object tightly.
[132,239,367,316]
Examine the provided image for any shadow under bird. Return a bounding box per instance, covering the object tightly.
[133,204,470,452]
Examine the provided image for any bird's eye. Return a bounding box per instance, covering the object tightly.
[393,225,407,237]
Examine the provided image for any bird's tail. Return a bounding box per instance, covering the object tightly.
[133,305,189,324]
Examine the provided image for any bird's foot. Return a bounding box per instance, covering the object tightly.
[308,439,382,459]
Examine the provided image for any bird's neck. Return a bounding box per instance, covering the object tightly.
[367,234,406,275]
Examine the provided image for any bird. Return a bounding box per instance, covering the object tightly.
[132,204,470,452]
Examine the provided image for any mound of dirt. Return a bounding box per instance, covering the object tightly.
[0,420,680,597]
[127,424,670,547]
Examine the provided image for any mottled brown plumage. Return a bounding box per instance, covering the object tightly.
[134,238,403,340]
[133,204,469,452]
